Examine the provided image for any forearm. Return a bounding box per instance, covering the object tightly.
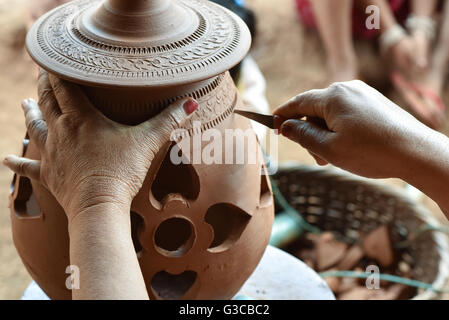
[433,0,449,68]
[310,0,354,62]
[411,0,438,17]
[68,202,149,300]
[399,130,449,220]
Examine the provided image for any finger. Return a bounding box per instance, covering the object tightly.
[273,115,287,131]
[3,155,41,181]
[280,119,334,159]
[310,151,329,166]
[38,70,61,123]
[49,73,93,115]
[412,33,429,69]
[138,98,198,153]
[22,98,47,147]
[414,51,428,70]
[273,88,328,120]
[307,116,329,131]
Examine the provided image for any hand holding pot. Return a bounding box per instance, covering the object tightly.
[3,71,198,223]
[3,70,198,299]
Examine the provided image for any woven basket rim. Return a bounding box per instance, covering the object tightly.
[276,162,449,300]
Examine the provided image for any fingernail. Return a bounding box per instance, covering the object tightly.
[21,99,29,110]
[273,115,285,134]
[281,124,291,138]
[22,98,33,109]
[183,99,198,115]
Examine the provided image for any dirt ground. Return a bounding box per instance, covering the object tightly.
[0,0,448,299]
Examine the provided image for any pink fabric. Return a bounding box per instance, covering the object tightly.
[295,0,408,39]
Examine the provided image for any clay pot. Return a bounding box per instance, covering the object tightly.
[10,0,274,299]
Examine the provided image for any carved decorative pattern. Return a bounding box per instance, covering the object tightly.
[87,74,225,115]
[182,73,237,136]
[71,6,208,54]
[84,72,236,132]
[35,0,242,82]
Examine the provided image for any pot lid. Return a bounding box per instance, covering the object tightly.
[26,0,251,88]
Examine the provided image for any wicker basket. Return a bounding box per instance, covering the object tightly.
[272,163,449,300]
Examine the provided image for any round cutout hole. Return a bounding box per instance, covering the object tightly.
[154,217,195,257]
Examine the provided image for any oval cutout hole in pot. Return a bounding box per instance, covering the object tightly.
[205,203,251,253]
[260,169,273,207]
[151,270,197,300]
[130,211,144,257]
[151,144,200,204]
[13,175,41,218]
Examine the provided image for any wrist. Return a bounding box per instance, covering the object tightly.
[379,24,407,54]
[64,176,134,217]
[398,129,449,212]
[65,176,133,227]
[406,15,437,40]
[396,126,436,180]
[67,200,131,235]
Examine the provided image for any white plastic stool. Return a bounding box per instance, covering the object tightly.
[22,246,335,300]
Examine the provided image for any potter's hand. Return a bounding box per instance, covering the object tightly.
[3,71,198,222]
[274,80,437,179]
[2,71,197,299]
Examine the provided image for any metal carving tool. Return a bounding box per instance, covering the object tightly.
[234,109,276,130]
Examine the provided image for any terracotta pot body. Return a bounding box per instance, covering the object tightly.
[10,0,274,300]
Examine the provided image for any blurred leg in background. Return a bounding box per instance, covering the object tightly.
[299,0,407,83]
[309,0,358,83]
[411,0,449,128]
[408,0,439,70]
[427,0,449,102]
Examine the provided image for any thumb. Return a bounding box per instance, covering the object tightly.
[280,119,333,159]
[138,97,198,149]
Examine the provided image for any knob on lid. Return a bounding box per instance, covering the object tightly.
[26,0,251,88]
